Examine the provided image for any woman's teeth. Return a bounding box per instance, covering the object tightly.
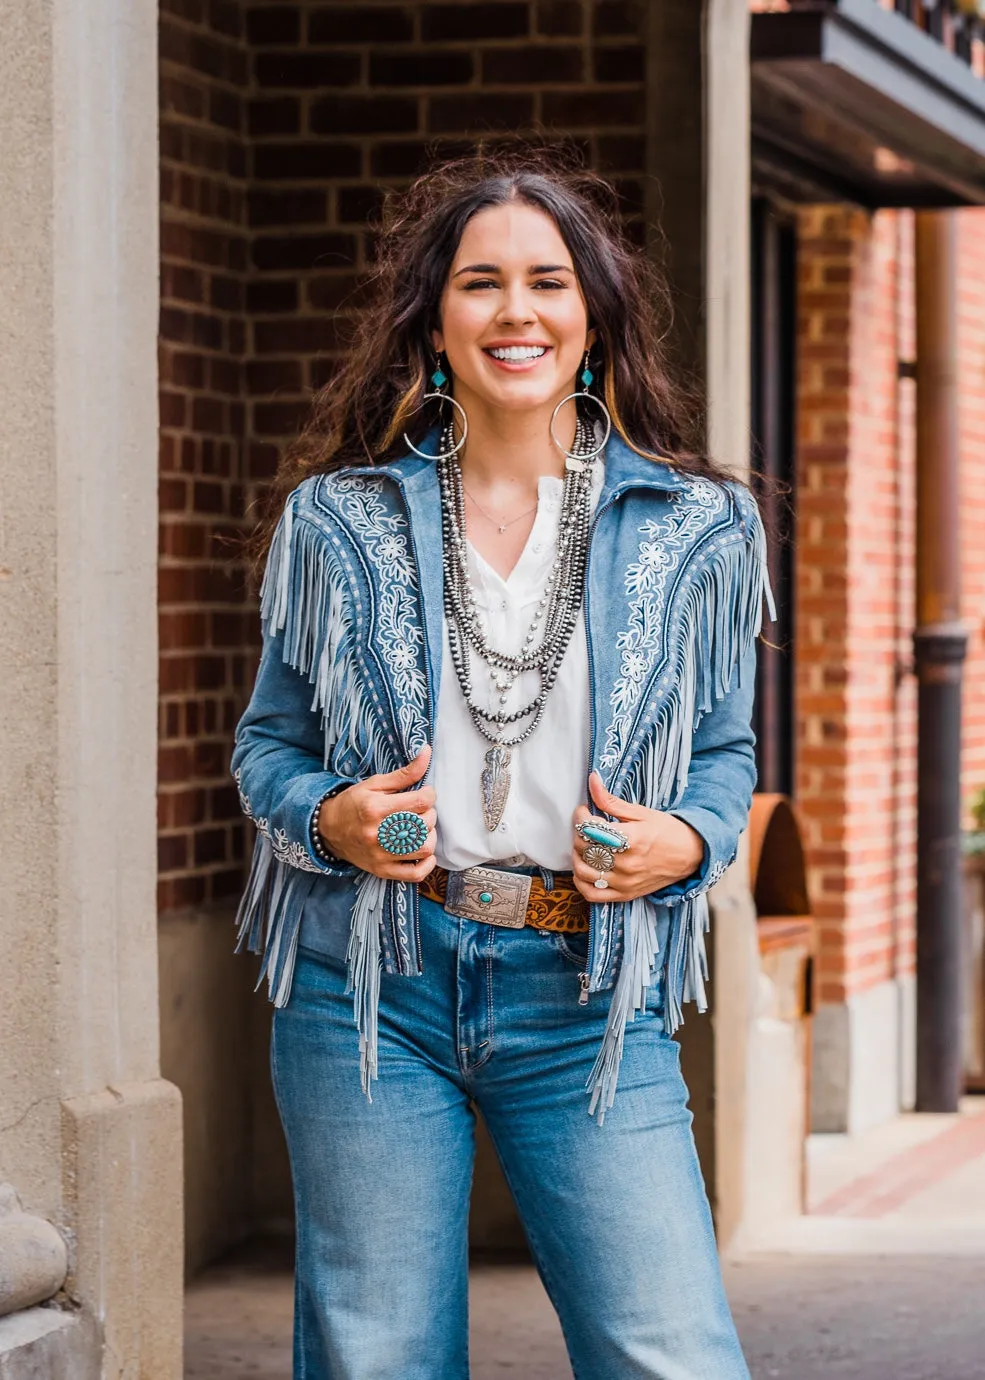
[487,345,548,361]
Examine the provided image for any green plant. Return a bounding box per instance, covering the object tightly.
[972,788,985,833]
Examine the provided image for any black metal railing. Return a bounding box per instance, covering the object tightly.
[892,0,984,64]
[786,1,984,68]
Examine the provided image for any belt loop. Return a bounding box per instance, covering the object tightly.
[538,866,555,892]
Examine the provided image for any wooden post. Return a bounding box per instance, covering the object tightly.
[913,210,968,1113]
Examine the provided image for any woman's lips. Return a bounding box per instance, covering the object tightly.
[482,346,553,372]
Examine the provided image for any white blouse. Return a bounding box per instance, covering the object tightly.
[431,467,605,873]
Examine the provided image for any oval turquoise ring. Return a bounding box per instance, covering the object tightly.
[576,819,630,853]
[377,810,429,856]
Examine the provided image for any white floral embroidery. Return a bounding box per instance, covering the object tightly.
[682,857,728,900]
[271,827,322,873]
[333,476,429,747]
[600,479,726,774]
[234,768,323,875]
[320,475,431,971]
[387,639,418,673]
[376,532,407,564]
[233,766,253,818]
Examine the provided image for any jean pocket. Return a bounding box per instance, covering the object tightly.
[551,929,590,968]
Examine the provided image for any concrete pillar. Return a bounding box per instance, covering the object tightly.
[645,0,758,1251]
[0,1,183,1374]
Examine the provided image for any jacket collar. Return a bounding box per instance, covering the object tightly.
[339,428,693,499]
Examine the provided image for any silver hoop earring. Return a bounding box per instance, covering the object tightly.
[403,358,468,460]
[549,351,611,468]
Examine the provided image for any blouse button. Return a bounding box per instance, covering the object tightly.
[500,600,508,611]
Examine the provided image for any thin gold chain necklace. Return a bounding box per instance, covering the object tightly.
[462,485,539,535]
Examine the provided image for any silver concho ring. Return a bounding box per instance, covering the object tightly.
[583,842,616,873]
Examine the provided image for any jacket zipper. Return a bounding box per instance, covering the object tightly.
[394,475,434,977]
[578,483,630,1004]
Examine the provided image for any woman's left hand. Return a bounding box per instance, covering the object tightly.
[571,772,706,904]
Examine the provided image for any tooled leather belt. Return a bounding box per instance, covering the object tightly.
[419,864,590,934]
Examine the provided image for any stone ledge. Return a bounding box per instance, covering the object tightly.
[0,1306,99,1380]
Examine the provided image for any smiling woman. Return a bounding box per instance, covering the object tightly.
[433,202,596,580]
[250,149,730,563]
[234,148,769,1380]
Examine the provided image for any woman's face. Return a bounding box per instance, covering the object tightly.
[433,201,594,417]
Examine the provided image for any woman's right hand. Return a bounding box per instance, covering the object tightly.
[315,745,438,881]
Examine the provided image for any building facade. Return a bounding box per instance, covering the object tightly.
[3,1,985,1374]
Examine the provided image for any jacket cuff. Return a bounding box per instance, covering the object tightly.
[648,806,732,904]
[236,766,357,878]
[308,782,356,873]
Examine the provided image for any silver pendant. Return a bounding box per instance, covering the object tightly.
[481,744,512,832]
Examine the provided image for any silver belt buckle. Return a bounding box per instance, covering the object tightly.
[443,866,532,929]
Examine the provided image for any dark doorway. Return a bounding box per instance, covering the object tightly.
[750,199,797,797]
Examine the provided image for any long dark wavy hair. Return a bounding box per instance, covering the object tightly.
[250,147,738,570]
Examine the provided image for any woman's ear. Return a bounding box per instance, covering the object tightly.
[586,326,598,352]
[431,327,445,354]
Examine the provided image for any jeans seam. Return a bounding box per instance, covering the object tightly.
[484,932,495,1047]
[272,1014,310,1380]
[484,1135,584,1380]
[462,964,495,1074]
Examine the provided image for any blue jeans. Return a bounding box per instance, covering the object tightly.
[271,896,750,1380]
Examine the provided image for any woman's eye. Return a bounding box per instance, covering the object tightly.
[460,277,568,291]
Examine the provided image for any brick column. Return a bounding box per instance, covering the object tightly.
[796,205,919,1132]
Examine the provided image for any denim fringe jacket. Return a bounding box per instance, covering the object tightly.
[231,432,774,1120]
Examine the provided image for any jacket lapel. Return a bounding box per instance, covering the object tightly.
[394,459,444,747]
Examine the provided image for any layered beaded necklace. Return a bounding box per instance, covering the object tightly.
[437,415,598,832]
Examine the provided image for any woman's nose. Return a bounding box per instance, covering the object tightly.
[497,284,535,325]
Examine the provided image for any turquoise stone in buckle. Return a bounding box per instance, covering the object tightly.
[443,867,531,928]
[577,819,630,853]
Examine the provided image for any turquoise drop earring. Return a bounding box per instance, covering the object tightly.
[402,351,468,459]
[548,346,611,465]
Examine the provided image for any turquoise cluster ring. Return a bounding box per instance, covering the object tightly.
[377,810,429,856]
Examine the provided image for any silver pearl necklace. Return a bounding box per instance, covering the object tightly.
[438,417,598,831]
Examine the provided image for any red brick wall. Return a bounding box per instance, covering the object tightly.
[958,210,985,808]
[158,1,648,913]
[796,203,985,1007]
[795,206,918,1005]
[795,206,854,1004]
[159,0,251,913]
[244,0,648,482]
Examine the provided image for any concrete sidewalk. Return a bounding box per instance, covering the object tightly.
[186,1252,985,1380]
[743,1093,985,1257]
[185,1098,985,1379]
